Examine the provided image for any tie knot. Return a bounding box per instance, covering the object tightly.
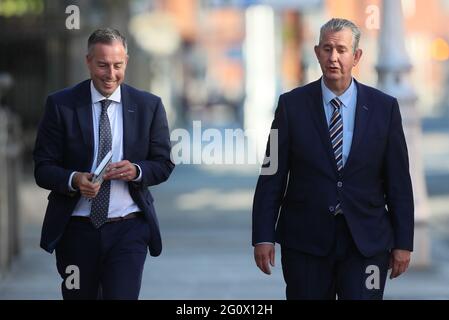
[101,99,112,111]
[330,97,342,111]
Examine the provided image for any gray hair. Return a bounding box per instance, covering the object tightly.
[319,18,361,53]
[87,28,128,56]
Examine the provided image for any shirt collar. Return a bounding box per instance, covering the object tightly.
[321,77,355,108]
[90,80,121,105]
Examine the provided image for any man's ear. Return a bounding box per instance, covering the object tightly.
[353,48,363,66]
[314,45,320,59]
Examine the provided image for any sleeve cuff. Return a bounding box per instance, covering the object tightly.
[132,164,142,182]
[255,242,275,246]
[68,171,77,192]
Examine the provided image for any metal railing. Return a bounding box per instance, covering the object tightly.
[0,73,22,278]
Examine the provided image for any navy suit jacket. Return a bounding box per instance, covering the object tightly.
[33,80,174,257]
[252,78,414,257]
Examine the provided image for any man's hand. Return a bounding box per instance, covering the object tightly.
[254,244,275,275]
[389,249,411,279]
[104,160,137,182]
[73,172,101,199]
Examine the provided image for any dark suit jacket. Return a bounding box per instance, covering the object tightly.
[33,79,174,257]
[252,78,414,257]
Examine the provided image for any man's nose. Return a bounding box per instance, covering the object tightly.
[105,65,114,77]
[329,48,338,62]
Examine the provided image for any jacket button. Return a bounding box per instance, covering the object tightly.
[329,206,335,212]
[337,181,343,188]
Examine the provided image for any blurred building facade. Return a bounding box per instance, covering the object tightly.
[2,0,448,136]
[0,0,148,159]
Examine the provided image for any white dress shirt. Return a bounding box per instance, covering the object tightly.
[69,81,142,218]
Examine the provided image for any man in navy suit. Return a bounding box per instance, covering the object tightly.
[252,18,414,299]
[33,28,174,299]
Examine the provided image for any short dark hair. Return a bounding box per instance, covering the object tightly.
[87,28,128,56]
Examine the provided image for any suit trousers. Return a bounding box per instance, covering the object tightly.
[55,214,149,300]
[281,214,390,300]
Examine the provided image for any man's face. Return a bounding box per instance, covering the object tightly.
[86,40,128,97]
[314,28,362,86]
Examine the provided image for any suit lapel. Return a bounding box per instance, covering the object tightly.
[343,80,372,172]
[307,79,339,172]
[75,80,95,166]
[121,84,137,160]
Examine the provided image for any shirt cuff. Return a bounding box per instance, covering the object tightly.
[132,164,142,182]
[255,242,275,246]
[68,171,77,192]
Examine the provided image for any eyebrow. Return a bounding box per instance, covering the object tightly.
[322,44,350,49]
[96,61,124,65]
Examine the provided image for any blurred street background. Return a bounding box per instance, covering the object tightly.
[1,0,449,299]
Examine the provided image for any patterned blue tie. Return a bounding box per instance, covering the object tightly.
[329,97,343,215]
[90,99,112,228]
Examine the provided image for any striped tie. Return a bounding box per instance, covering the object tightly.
[330,98,343,170]
[329,97,343,215]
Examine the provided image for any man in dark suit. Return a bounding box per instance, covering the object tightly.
[252,18,414,299]
[33,28,174,299]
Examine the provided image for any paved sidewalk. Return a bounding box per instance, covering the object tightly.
[1,125,449,300]
[0,166,286,300]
